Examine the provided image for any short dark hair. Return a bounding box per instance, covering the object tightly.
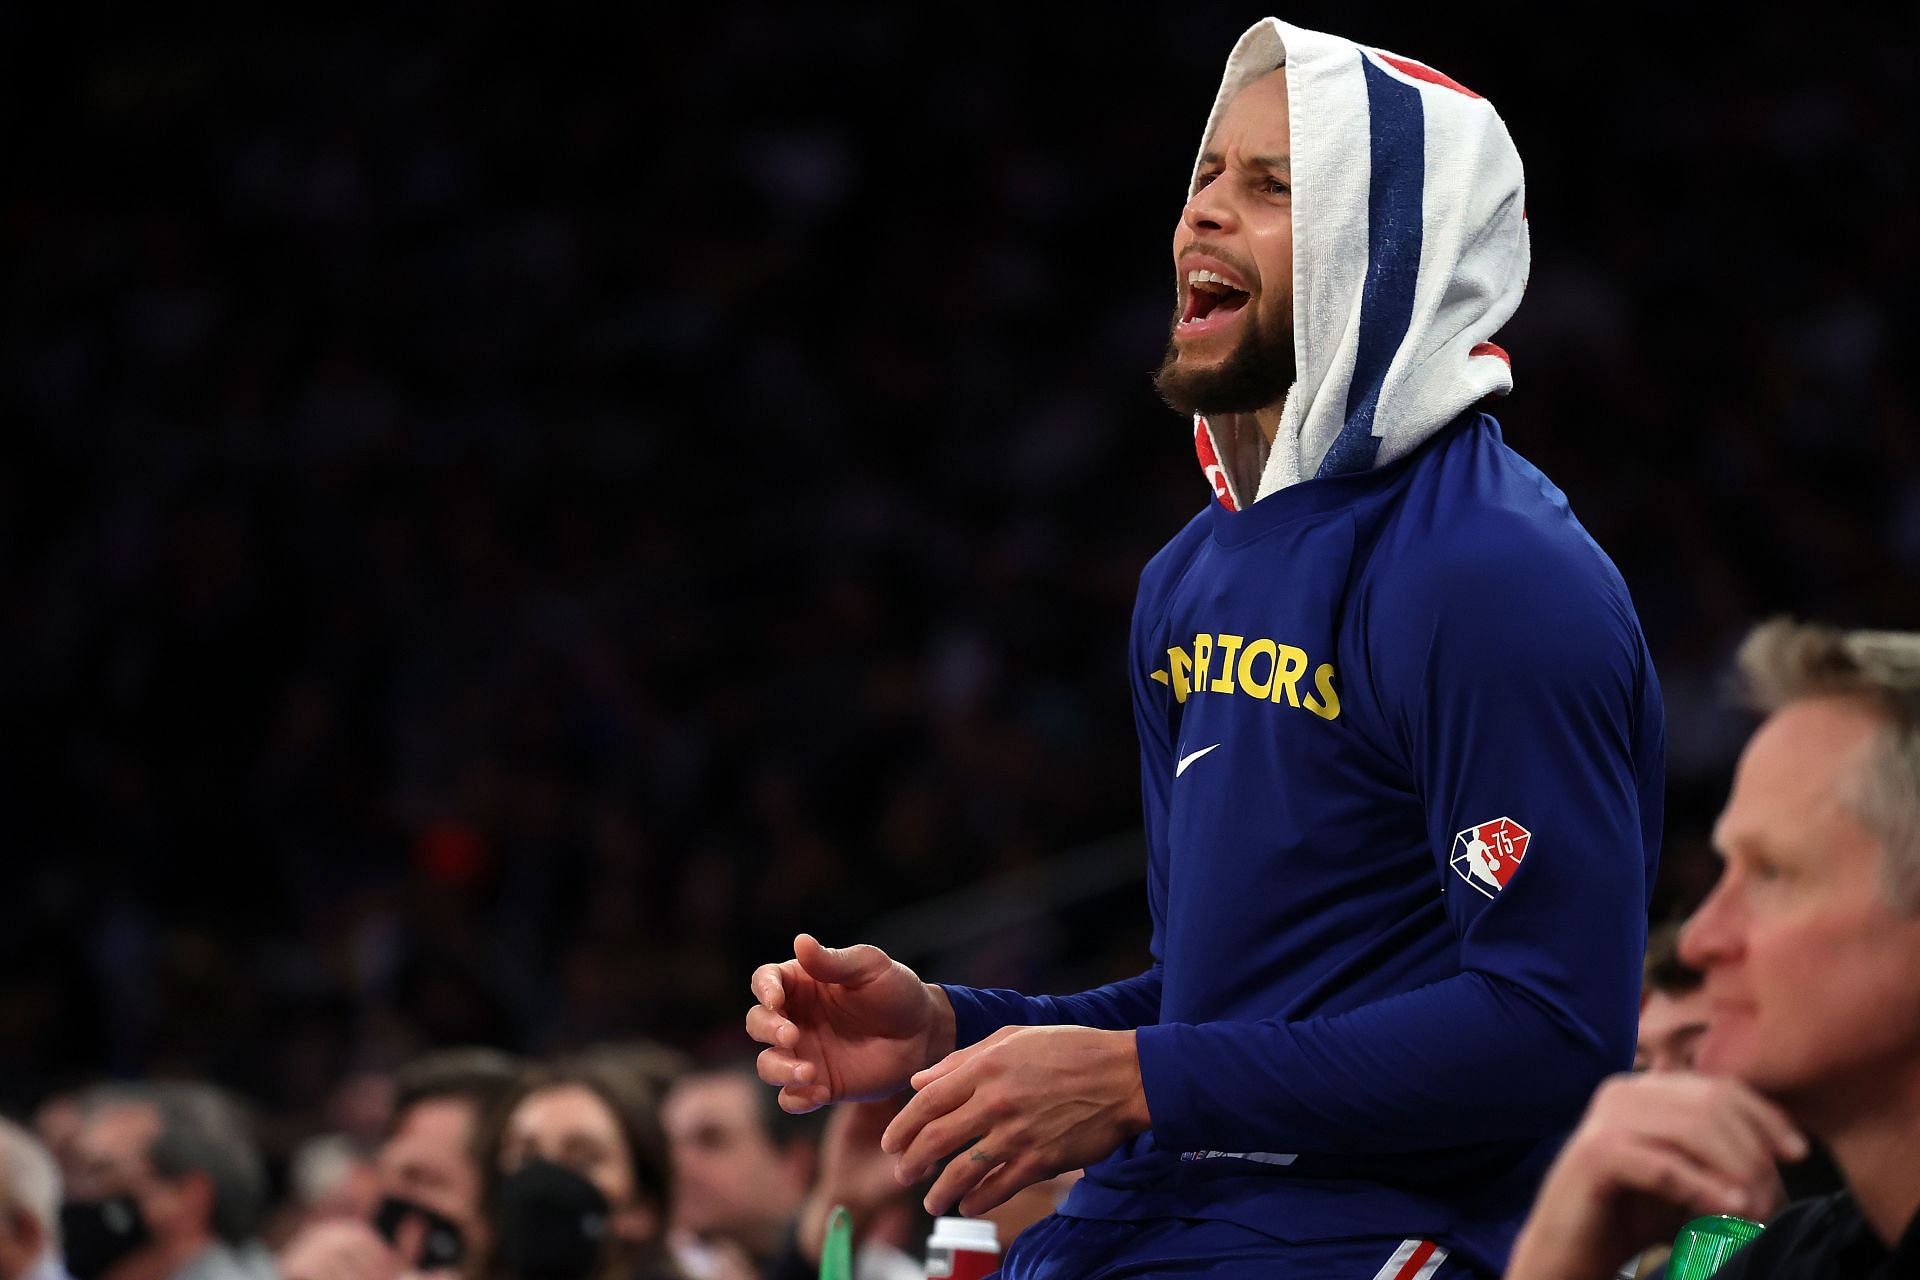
[1642,921,1703,997]
[390,1047,524,1135]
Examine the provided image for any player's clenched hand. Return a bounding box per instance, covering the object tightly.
[747,934,956,1114]
[1506,1072,1803,1280]
[880,1025,1151,1219]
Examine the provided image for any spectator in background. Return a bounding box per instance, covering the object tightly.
[484,1056,681,1280]
[1634,923,1710,1074]
[0,1119,66,1280]
[1509,620,1920,1278]
[280,1047,522,1280]
[661,1066,816,1278]
[31,1099,87,1200]
[60,1084,271,1280]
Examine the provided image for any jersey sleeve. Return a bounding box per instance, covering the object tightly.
[1135,519,1661,1153]
[942,968,1164,1048]
[940,557,1182,1050]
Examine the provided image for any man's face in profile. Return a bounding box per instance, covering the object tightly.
[1681,697,1920,1109]
[662,1073,805,1242]
[1155,66,1296,417]
[376,1098,486,1265]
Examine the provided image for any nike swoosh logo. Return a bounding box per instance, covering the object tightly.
[1175,744,1221,777]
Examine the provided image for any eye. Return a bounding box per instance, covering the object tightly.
[1192,170,1221,194]
[1263,177,1290,196]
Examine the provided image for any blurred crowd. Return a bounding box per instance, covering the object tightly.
[0,0,1915,1251]
[5,1044,1065,1280]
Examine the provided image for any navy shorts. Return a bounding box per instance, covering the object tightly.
[997,1215,1493,1279]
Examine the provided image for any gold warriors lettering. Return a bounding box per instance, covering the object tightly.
[1149,631,1341,721]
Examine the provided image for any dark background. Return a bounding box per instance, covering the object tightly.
[2,1,1915,1134]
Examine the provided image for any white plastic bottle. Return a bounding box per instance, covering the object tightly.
[922,1217,1000,1280]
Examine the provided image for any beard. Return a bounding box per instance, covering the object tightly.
[1152,304,1295,416]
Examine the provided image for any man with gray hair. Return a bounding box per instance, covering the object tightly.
[1509,619,1920,1278]
[0,1118,67,1280]
[59,1085,269,1280]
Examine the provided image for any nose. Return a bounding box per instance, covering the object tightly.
[1677,872,1742,970]
[1182,179,1236,236]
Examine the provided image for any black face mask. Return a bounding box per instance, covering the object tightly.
[491,1159,610,1280]
[373,1195,467,1271]
[60,1196,152,1280]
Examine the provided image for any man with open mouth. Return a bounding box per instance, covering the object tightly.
[748,17,1664,1278]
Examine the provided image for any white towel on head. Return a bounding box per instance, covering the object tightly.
[1190,18,1529,509]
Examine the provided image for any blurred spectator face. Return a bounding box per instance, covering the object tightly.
[661,1073,806,1246]
[499,1084,655,1245]
[375,1098,485,1266]
[67,1103,202,1280]
[1634,985,1712,1073]
[31,1096,85,1191]
[1681,696,1920,1107]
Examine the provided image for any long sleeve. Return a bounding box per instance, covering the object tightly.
[942,967,1164,1049]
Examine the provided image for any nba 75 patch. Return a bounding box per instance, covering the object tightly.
[1450,817,1531,898]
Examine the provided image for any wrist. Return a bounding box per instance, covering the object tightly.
[1115,1030,1152,1134]
[1504,1200,1615,1280]
[1505,1233,1597,1280]
[924,982,957,1065]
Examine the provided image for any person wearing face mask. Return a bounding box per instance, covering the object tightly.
[0,1118,68,1280]
[279,1048,524,1280]
[481,1058,683,1280]
[58,1084,270,1280]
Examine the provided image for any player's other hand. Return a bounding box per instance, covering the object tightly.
[880,1025,1151,1220]
[1506,1072,1802,1280]
[747,934,956,1114]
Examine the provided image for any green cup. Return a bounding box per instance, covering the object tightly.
[1666,1214,1764,1280]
